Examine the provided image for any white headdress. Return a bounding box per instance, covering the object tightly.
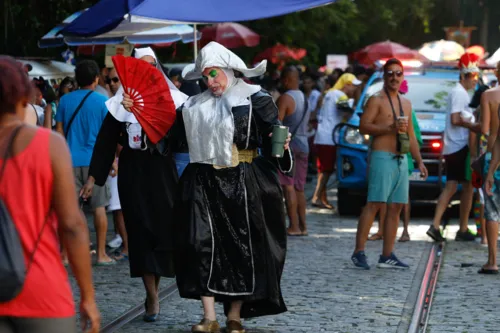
[181,42,265,167]
[106,47,188,123]
[182,42,267,81]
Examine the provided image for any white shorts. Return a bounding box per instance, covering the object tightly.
[106,175,121,212]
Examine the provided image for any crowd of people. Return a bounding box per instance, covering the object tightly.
[3,40,500,333]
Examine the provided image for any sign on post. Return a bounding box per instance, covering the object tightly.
[105,44,134,67]
[326,55,348,71]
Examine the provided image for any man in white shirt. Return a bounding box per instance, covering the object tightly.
[312,73,361,210]
[427,53,483,242]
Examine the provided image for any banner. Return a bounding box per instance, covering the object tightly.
[326,55,348,71]
[105,44,134,67]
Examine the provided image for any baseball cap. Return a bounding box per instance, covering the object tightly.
[333,73,362,90]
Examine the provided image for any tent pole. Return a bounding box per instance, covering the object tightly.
[194,24,197,60]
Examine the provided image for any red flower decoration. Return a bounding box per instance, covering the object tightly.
[399,80,408,94]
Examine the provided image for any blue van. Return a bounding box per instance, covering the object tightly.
[334,67,464,215]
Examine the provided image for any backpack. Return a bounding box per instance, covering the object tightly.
[0,126,51,302]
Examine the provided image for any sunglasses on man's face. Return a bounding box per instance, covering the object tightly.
[385,70,403,78]
[106,77,119,85]
[468,73,479,80]
[148,62,157,67]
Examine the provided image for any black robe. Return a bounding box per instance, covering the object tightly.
[171,90,291,318]
[89,114,177,278]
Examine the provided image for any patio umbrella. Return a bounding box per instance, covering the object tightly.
[466,45,486,59]
[55,0,336,59]
[253,44,307,65]
[39,10,199,48]
[418,40,465,62]
[200,23,259,48]
[486,47,500,66]
[351,41,416,66]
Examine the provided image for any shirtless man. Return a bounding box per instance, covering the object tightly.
[351,58,428,270]
[480,61,500,274]
[480,61,500,153]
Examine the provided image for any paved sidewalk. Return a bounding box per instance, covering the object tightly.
[426,226,500,333]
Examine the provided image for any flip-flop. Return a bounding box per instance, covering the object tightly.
[301,231,309,236]
[113,253,129,261]
[324,203,335,210]
[478,268,499,274]
[287,231,304,237]
[398,234,411,242]
[95,259,117,266]
[312,202,329,209]
[368,234,383,241]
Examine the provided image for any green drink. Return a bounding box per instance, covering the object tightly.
[271,125,289,157]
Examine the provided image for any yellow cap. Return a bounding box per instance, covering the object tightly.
[332,73,362,91]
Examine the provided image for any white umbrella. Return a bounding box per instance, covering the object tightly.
[418,40,465,62]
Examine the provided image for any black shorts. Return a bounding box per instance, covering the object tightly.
[444,145,469,182]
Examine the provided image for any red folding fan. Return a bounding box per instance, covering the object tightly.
[111,55,176,144]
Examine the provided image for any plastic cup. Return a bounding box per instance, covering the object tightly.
[271,125,289,157]
[397,116,408,134]
[460,111,473,122]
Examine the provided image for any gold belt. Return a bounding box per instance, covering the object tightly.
[213,144,258,169]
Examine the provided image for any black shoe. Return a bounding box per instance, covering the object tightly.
[455,229,476,241]
[426,225,445,242]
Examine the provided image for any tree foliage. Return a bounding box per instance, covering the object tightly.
[1,0,99,57]
[1,0,497,65]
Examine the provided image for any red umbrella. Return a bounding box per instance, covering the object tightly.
[253,44,307,65]
[200,23,260,49]
[352,41,417,66]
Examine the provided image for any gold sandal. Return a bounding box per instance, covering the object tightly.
[192,318,220,333]
[226,320,246,333]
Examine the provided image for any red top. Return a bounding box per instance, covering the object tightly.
[0,128,75,318]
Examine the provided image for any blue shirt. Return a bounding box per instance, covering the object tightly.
[55,89,108,167]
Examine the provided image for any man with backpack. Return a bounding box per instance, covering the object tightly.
[55,60,114,265]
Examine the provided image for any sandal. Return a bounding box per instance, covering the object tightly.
[368,233,383,241]
[95,259,117,266]
[113,253,129,261]
[398,234,410,242]
[478,268,499,275]
[312,201,329,209]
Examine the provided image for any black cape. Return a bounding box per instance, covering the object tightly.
[89,114,178,278]
[171,90,291,318]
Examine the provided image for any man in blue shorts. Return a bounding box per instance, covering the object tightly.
[351,59,428,270]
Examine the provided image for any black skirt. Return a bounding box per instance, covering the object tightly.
[174,156,287,318]
[89,113,178,278]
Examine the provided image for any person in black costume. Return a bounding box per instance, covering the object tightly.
[80,47,188,323]
[163,42,292,333]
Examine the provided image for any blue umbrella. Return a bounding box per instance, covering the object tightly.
[60,0,336,36]
[39,10,200,48]
[129,0,336,23]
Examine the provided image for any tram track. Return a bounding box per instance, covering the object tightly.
[99,176,333,333]
[101,179,445,333]
[407,241,445,333]
[100,282,178,333]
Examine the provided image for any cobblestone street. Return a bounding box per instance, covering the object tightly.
[68,179,500,333]
[426,227,500,333]
[72,182,444,332]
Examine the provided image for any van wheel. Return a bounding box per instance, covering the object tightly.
[337,188,365,216]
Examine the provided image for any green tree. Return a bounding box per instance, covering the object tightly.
[1,0,98,57]
[0,0,450,65]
